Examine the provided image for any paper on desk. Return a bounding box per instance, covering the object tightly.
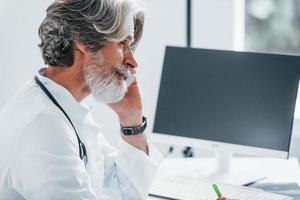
[250,182,300,200]
[150,176,293,200]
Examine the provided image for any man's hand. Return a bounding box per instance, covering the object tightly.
[107,78,148,154]
[107,78,143,127]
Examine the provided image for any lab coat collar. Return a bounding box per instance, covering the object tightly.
[36,68,89,123]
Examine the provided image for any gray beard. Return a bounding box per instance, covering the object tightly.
[83,56,135,103]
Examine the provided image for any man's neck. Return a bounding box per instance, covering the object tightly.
[44,66,90,102]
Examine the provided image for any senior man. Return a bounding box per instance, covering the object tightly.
[0,0,163,199]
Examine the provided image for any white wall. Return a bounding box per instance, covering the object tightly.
[0,0,51,106]
[192,0,235,49]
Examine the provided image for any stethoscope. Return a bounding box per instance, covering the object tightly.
[34,76,88,166]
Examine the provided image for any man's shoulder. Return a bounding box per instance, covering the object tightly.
[0,81,80,166]
[20,109,78,150]
[0,80,64,132]
[6,83,79,152]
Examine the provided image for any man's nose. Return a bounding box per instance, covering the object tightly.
[124,50,138,73]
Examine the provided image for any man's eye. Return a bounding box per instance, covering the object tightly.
[121,41,128,47]
[121,41,132,55]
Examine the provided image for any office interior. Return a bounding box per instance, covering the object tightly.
[1,0,300,194]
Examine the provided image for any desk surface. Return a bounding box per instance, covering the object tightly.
[148,157,300,199]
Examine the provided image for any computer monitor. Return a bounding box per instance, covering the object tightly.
[152,46,300,185]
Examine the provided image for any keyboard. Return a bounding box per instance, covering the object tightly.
[149,176,293,200]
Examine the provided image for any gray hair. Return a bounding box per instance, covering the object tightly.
[38,0,144,67]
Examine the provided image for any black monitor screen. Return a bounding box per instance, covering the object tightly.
[153,46,300,152]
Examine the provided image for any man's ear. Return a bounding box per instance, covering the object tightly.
[73,42,95,63]
[74,42,89,55]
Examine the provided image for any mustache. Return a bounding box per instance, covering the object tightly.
[115,65,135,86]
[115,65,129,76]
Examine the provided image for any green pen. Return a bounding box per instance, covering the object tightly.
[212,184,223,198]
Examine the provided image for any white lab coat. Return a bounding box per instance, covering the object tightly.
[0,69,162,199]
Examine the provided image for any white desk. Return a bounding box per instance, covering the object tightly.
[148,157,300,199]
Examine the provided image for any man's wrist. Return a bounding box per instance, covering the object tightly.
[120,116,147,135]
[119,114,143,127]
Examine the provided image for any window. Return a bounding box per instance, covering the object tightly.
[245,0,300,54]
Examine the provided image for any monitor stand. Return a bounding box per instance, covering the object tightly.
[199,151,266,186]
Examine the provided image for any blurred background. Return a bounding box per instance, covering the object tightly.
[0,0,299,159]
